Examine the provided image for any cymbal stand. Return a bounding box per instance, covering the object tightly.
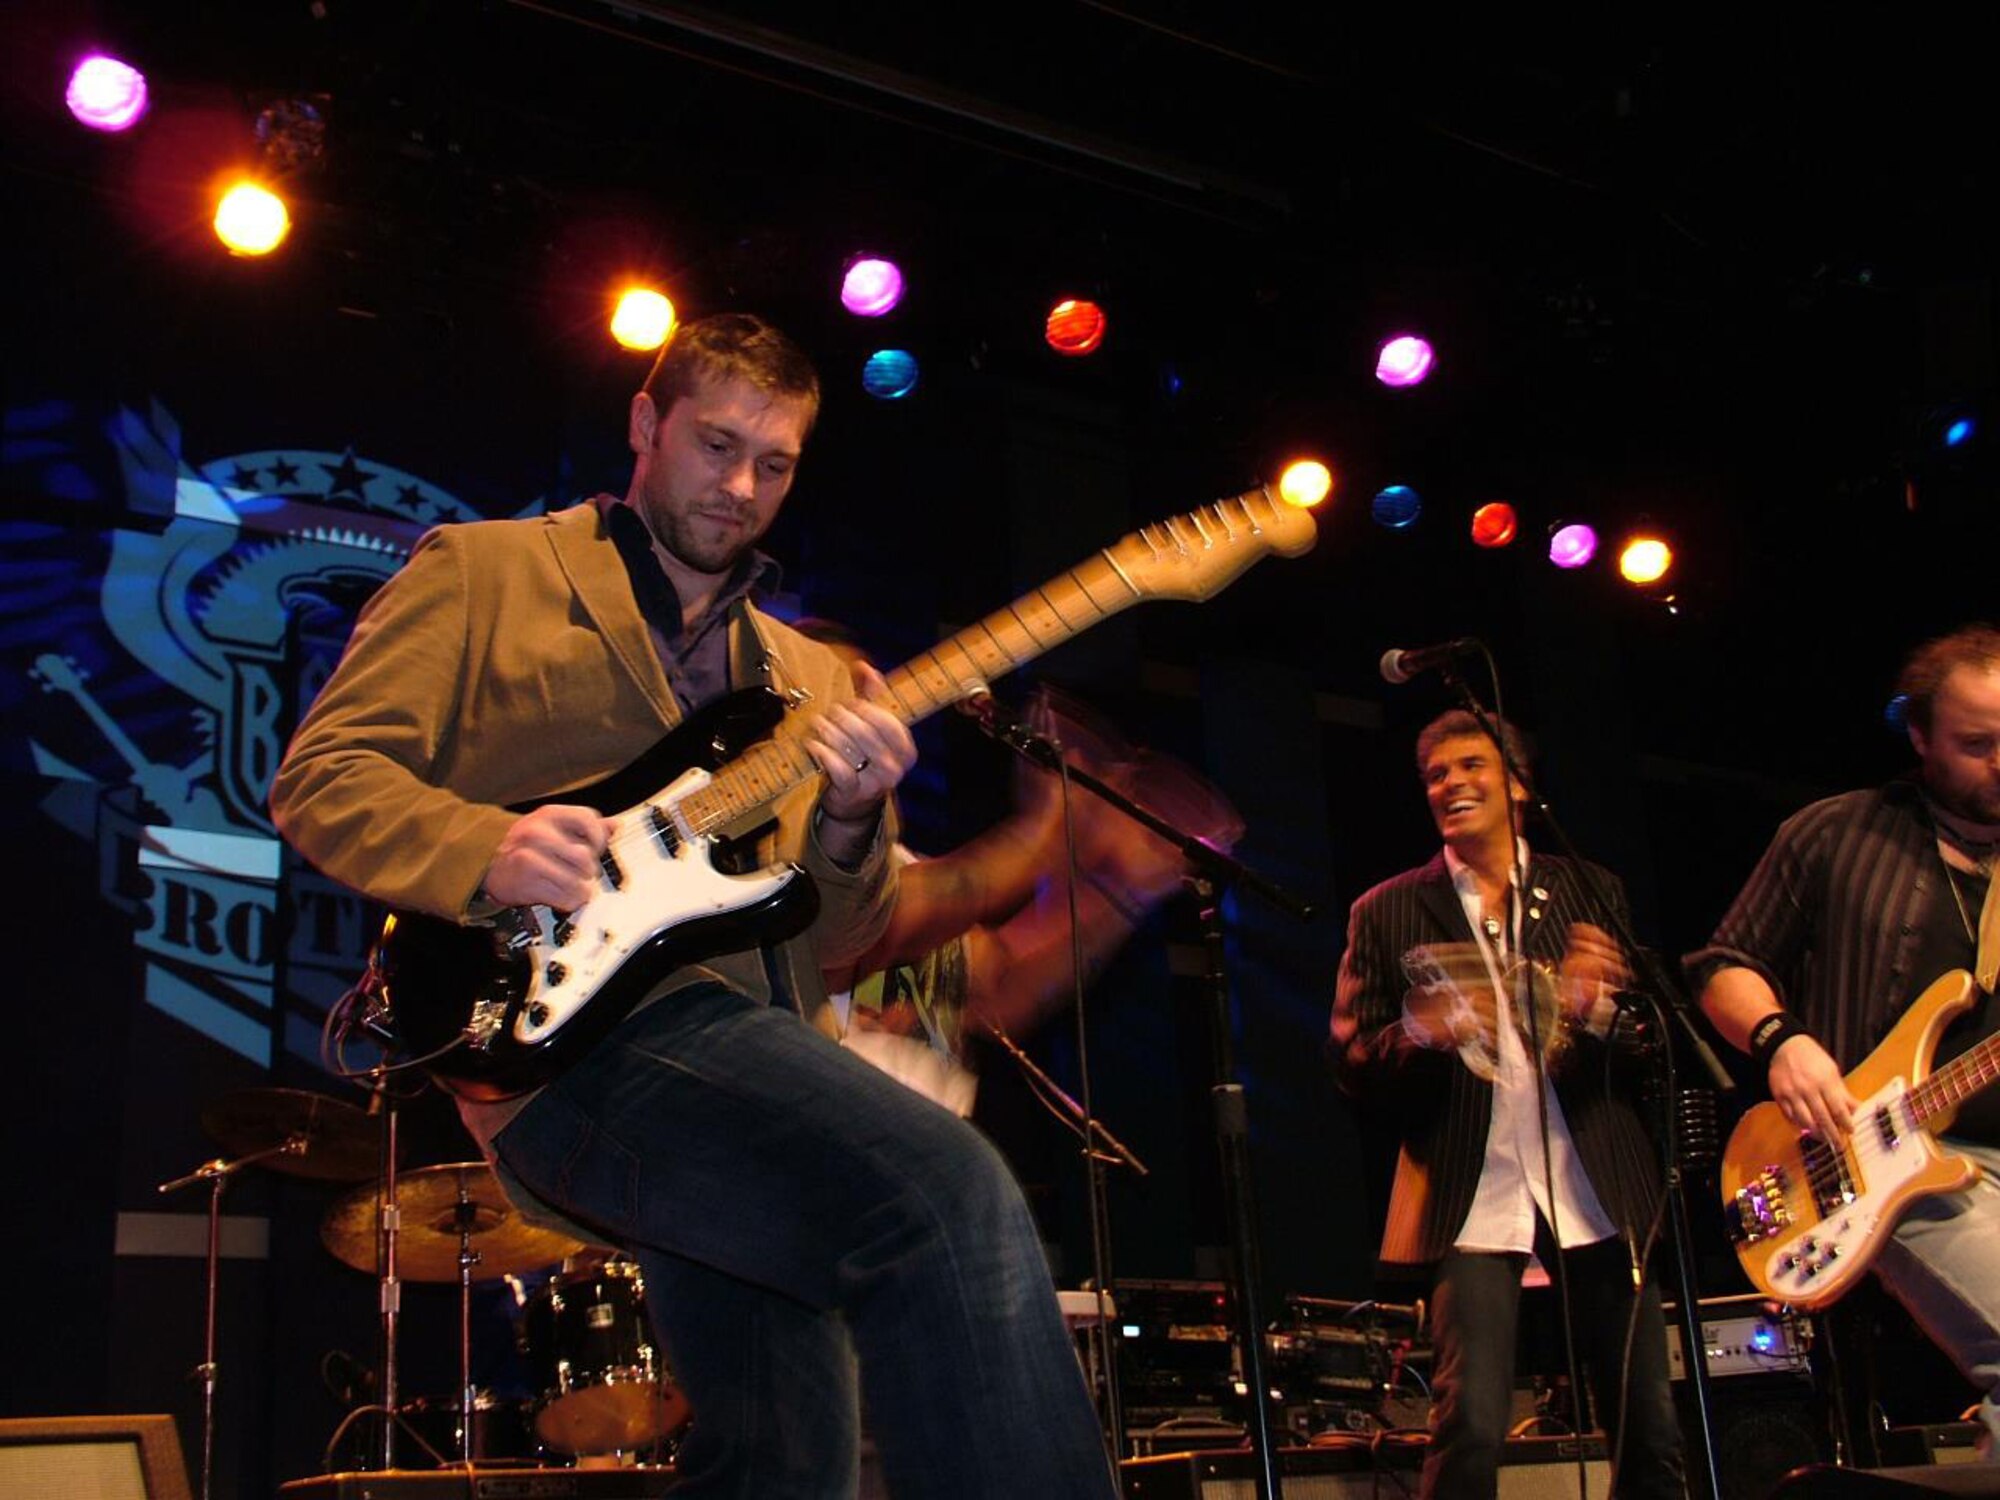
[159,1134,307,1500]
[373,1075,404,1471]
[454,1182,483,1465]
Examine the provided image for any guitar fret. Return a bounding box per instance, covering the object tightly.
[975,618,1025,670]
[1908,1032,2000,1124]
[1073,556,1138,612]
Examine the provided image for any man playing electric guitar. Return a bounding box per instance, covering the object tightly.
[271,315,1120,1499]
[1689,622,2000,1461]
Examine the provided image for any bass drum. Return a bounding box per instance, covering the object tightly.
[519,1257,689,1455]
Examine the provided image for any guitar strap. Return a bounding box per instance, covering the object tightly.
[1978,862,1999,995]
[728,598,778,693]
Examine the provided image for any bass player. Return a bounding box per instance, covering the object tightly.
[1689,622,2000,1460]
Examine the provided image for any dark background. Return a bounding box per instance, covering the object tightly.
[3,3,1993,1494]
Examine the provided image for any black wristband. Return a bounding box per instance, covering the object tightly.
[1747,1011,1812,1069]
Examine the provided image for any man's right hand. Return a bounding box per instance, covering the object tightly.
[1767,1032,1857,1146]
[481,804,614,911]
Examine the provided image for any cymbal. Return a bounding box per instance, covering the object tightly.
[200,1087,380,1181]
[321,1162,587,1281]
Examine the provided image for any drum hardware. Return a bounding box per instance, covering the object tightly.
[320,1161,588,1283]
[322,1161,589,1467]
[161,1086,380,1500]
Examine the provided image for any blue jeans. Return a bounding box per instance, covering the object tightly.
[492,982,1117,1499]
[1876,1139,2000,1460]
[1424,1231,1684,1500]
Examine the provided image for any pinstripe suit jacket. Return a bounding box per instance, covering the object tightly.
[1331,851,1664,1267]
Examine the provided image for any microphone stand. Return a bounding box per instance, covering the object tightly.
[159,1137,307,1500]
[963,689,1313,1500]
[1440,666,1728,1500]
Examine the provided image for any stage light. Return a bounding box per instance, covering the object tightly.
[1371,484,1421,529]
[1548,522,1597,569]
[841,256,904,317]
[861,349,920,400]
[213,181,290,256]
[1375,334,1435,389]
[1046,298,1107,356]
[610,288,675,351]
[1470,502,1517,549]
[1943,416,1975,449]
[1618,535,1673,585]
[1278,460,1332,509]
[67,54,148,132]
[254,96,327,172]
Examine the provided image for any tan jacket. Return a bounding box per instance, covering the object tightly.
[270,500,897,1015]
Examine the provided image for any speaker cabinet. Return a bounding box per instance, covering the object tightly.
[1122,1436,1610,1498]
[0,1415,191,1500]
[1765,1465,2000,1497]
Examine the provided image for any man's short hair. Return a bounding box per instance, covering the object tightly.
[1897,623,2000,734]
[1414,709,1532,780]
[642,313,821,437]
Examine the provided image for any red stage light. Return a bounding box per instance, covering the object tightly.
[1045,298,1107,356]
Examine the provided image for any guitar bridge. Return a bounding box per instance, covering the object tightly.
[1725,1165,1793,1247]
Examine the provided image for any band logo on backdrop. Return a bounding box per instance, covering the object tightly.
[12,399,488,1069]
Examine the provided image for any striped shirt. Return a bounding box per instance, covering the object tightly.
[1685,777,1979,1073]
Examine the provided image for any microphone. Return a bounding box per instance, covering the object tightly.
[1378,637,1481,684]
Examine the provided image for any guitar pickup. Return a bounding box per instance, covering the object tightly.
[599,848,625,890]
[1801,1135,1858,1216]
[648,803,682,856]
[1874,1104,1900,1153]
[552,916,575,948]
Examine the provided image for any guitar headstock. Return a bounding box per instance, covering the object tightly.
[32,653,88,696]
[1107,484,1318,603]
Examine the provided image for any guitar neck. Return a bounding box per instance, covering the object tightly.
[675,484,1314,837]
[1912,1028,2000,1127]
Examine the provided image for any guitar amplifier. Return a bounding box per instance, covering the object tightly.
[1121,1435,1610,1499]
[1662,1294,1812,1381]
[1114,1280,1241,1429]
[278,1470,677,1498]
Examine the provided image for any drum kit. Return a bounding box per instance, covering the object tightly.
[163,1086,688,1491]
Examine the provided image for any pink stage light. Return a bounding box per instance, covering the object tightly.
[1374,334,1435,388]
[841,257,905,317]
[67,54,149,132]
[1548,523,1598,569]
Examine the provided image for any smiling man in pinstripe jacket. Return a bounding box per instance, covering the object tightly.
[1331,709,1683,1500]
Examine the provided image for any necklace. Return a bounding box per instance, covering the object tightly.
[1942,853,1988,946]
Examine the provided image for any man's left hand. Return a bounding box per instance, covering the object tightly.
[807,661,917,824]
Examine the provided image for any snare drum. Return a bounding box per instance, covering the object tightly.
[519,1258,689,1454]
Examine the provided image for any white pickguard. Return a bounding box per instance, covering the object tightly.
[1754,1074,1938,1301]
[506,766,798,1046]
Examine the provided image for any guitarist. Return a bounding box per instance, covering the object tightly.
[1689,622,2000,1461]
[270,315,1119,1499]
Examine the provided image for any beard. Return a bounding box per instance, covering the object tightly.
[1924,767,2000,829]
[647,501,762,577]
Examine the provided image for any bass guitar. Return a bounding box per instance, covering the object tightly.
[370,485,1317,1098]
[1720,968,1997,1308]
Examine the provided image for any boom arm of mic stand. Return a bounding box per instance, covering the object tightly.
[967,695,1315,922]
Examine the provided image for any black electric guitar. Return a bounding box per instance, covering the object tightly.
[1720,968,1998,1308]
[370,485,1317,1098]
